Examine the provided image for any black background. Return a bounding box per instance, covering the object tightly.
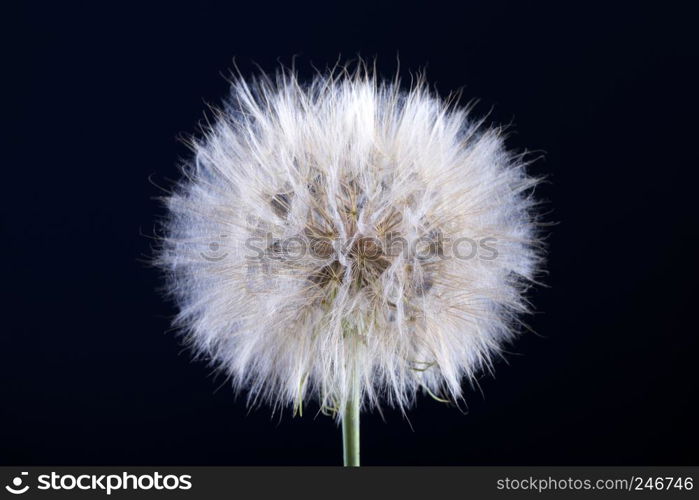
[4,1,696,465]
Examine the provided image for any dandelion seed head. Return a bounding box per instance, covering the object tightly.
[159,64,544,416]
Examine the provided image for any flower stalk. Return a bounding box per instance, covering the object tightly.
[342,366,360,466]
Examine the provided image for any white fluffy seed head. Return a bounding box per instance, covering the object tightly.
[159,65,544,418]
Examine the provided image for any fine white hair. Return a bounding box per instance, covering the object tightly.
[159,64,544,418]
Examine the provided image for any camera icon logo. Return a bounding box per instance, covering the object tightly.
[5,472,29,495]
[201,234,228,262]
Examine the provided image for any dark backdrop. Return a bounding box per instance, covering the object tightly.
[4,1,696,465]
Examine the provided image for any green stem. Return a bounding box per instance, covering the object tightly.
[342,373,360,466]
